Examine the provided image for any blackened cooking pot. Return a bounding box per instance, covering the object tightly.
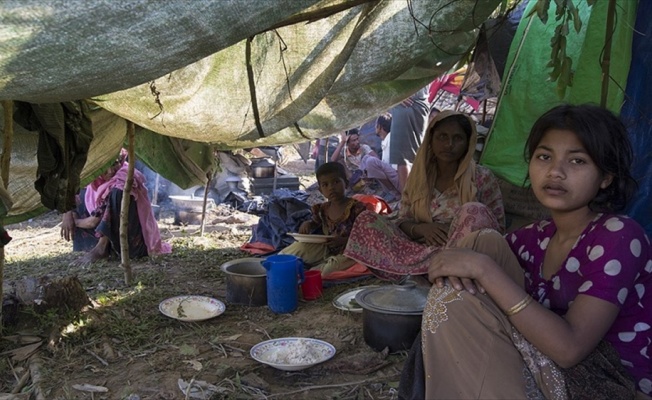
[250,158,276,178]
[220,258,267,306]
[355,282,429,353]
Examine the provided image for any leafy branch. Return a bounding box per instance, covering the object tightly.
[528,0,596,98]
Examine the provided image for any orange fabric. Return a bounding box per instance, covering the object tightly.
[240,241,275,255]
[322,262,371,281]
[352,194,392,214]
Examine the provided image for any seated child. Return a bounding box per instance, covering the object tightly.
[280,162,367,276]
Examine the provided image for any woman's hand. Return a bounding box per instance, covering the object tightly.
[74,215,101,230]
[428,248,490,295]
[60,211,76,241]
[298,221,314,234]
[414,222,449,246]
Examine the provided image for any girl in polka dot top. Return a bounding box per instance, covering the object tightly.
[420,104,651,399]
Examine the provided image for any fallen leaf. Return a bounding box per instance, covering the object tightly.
[224,334,242,341]
[3,335,42,344]
[179,344,199,356]
[72,383,109,393]
[184,359,203,371]
[1,341,43,362]
[178,378,227,399]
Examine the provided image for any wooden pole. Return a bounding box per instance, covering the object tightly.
[199,173,212,237]
[1,100,13,329]
[151,173,160,205]
[1,101,12,189]
[600,0,617,108]
[120,122,135,285]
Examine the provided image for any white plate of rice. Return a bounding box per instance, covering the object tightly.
[250,337,336,371]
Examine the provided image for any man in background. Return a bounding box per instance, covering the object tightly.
[375,112,394,169]
[389,85,431,191]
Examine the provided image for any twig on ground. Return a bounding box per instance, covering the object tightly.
[28,356,45,400]
[221,344,246,353]
[11,370,30,394]
[209,342,228,358]
[8,229,60,245]
[84,348,109,366]
[267,375,400,399]
[252,324,271,340]
[7,358,19,383]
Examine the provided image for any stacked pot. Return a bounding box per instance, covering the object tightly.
[355,281,430,353]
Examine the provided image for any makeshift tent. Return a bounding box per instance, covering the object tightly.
[482,0,636,184]
[0,0,503,223]
[621,0,652,237]
[481,0,652,237]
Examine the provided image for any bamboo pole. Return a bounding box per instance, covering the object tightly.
[600,0,617,108]
[120,122,135,285]
[1,100,14,329]
[1,101,12,189]
[151,173,160,205]
[199,173,212,237]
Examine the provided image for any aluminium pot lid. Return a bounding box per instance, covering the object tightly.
[251,158,276,167]
[355,281,429,315]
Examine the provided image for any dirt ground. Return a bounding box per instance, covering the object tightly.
[0,152,407,400]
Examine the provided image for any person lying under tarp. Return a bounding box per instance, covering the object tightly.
[60,149,171,266]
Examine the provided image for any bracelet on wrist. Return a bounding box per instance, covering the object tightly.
[504,295,533,317]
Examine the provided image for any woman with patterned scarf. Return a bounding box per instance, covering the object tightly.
[61,149,171,265]
[343,110,505,281]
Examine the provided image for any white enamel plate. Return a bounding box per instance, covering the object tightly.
[250,337,336,371]
[332,286,378,313]
[288,233,335,244]
[159,295,226,322]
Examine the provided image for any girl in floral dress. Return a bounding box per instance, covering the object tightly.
[280,162,367,276]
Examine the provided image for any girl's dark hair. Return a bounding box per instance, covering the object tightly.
[432,114,473,141]
[525,104,637,212]
[316,162,348,185]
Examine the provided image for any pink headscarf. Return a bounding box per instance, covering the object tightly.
[84,163,171,256]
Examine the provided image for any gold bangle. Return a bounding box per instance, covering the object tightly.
[504,295,533,317]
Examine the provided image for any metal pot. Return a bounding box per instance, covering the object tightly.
[220,258,267,306]
[355,282,429,353]
[169,194,216,225]
[250,158,276,178]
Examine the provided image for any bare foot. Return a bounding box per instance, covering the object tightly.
[71,249,107,268]
[71,237,109,267]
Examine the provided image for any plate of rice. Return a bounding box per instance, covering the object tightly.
[250,337,336,371]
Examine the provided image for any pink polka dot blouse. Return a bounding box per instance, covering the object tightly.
[507,214,652,395]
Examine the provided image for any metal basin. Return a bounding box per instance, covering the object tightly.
[220,258,267,307]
